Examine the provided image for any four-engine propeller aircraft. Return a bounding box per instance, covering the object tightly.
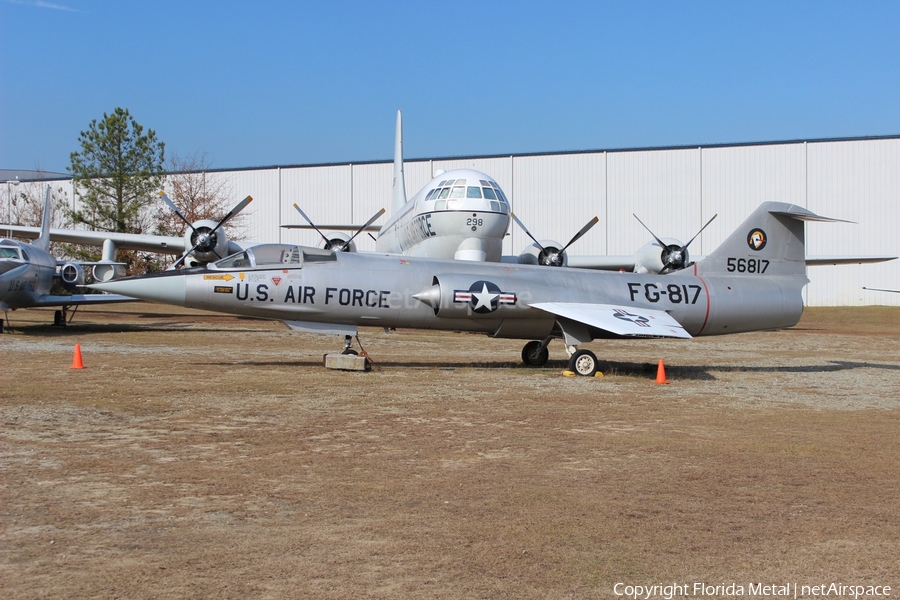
[92,201,843,376]
[0,187,135,331]
[284,109,515,262]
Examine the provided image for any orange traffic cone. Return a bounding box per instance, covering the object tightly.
[70,344,85,369]
[655,359,669,384]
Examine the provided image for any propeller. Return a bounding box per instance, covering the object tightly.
[511,212,599,267]
[292,204,385,252]
[632,212,717,273]
[160,192,253,268]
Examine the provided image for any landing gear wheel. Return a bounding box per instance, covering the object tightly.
[568,349,598,376]
[521,340,549,367]
[53,309,67,327]
[341,348,359,356]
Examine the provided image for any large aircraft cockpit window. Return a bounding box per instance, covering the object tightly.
[482,187,497,200]
[0,246,21,259]
[449,186,465,199]
[437,188,451,199]
[466,186,482,198]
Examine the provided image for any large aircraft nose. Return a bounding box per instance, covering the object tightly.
[0,261,27,278]
[89,273,187,306]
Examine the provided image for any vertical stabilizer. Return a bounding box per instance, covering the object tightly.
[697,201,838,279]
[33,186,52,252]
[392,109,407,213]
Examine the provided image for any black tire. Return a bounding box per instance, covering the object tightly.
[341,348,359,356]
[521,340,550,366]
[567,349,598,376]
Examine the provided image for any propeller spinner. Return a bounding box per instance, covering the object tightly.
[632,212,717,273]
[160,192,253,268]
[512,212,599,267]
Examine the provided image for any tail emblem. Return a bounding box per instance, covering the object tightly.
[747,229,767,251]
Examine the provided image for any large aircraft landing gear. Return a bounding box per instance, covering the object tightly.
[567,349,599,377]
[521,339,550,367]
[53,308,68,327]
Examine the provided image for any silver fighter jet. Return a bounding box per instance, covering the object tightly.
[92,201,846,375]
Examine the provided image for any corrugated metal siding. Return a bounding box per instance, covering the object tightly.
[700,143,805,255]
[10,138,898,307]
[511,153,605,257]
[606,149,701,259]
[806,139,900,306]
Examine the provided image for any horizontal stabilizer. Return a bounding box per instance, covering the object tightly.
[530,302,692,338]
[806,255,897,266]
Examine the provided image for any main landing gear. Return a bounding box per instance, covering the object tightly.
[567,348,599,377]
[520,339,600,377]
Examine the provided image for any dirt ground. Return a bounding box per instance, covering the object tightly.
[1,303,898,599]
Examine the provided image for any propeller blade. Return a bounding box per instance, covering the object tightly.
[343,208,386,249]
[560,216,599,253]
[632,214,668,250]
[213,195,253,231]
[172,242,201,269]
[510,212,545,252]
[159,191,195,233]
[293,203,336,247]
[680,213,717,252]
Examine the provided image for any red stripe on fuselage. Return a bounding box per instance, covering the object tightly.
[694,264,711,335]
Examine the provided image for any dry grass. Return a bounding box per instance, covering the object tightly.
[1,303,899,599]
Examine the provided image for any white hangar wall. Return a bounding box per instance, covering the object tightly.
[10,137,898,306]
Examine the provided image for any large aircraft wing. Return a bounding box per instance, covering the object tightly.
[1,225,187,254]
[281,223,383,232]
[30,293,139,307]
[564,255,638,271]
[564,254,896,271]
[530,302,692,338]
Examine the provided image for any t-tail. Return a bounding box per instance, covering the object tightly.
[391,109,407,213]
[32,186,53,252]
[695,201,842,279]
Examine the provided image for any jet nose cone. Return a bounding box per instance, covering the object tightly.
[89,273,187,306]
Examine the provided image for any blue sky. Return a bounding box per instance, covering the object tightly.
[2,0,898,173]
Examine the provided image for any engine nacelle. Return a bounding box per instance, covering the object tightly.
[632,237,688,274]
[92,263,127,282]
[59,262,85,290]
[517,239,568,267]
[183,219,231,265]
[318,232,357,253]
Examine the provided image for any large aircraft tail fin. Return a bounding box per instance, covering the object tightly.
[33,186,53,252]
[696,201,844,278]
[391,109,407,213]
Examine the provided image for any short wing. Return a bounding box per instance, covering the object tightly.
[31,293,139,308]
[530,302,692,339]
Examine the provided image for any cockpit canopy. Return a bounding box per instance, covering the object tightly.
[422,178,510,214]
[212,244,334,270]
